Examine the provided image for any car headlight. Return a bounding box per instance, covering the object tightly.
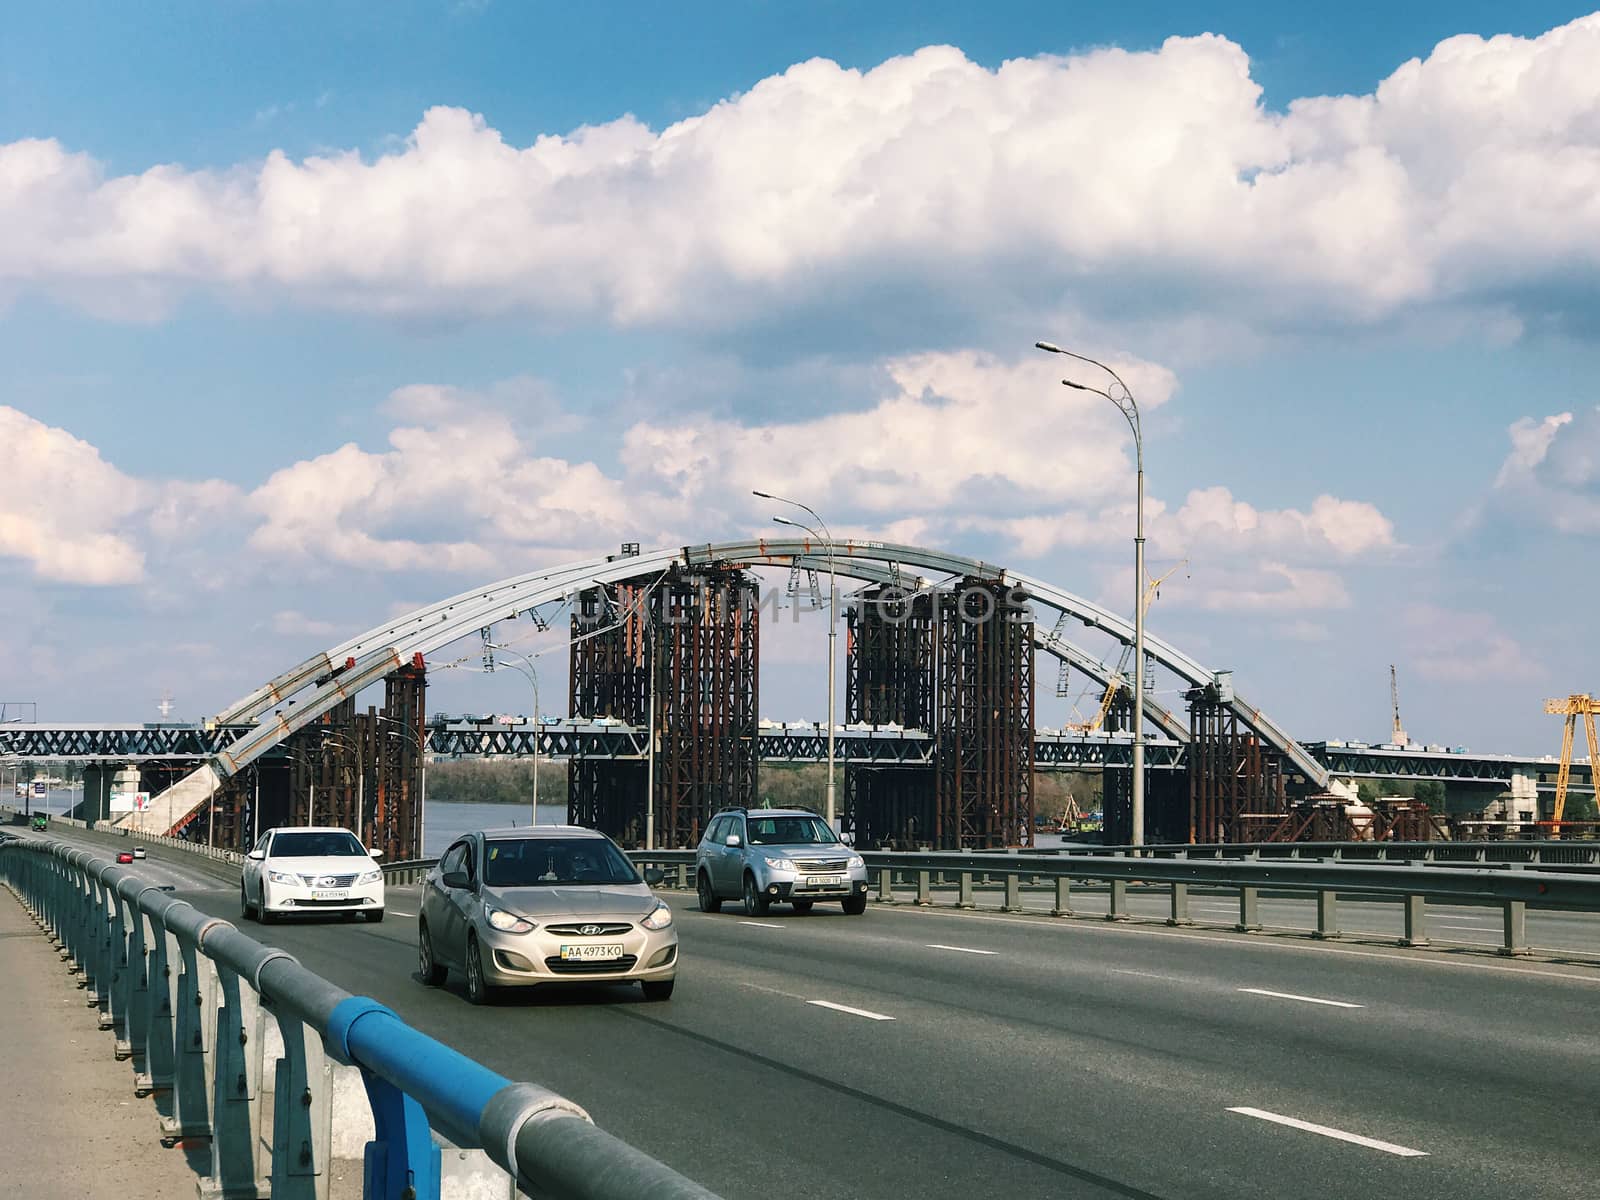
[640,901,674,930]
[267,870,299,885]
[763,856,795,872]
[485,906,536,934]
[357,869,381,885]
[847,855,865,871]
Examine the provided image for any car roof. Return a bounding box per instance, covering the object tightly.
[266,826,360,835]
[721,808,819,819]
[477,825,608,842]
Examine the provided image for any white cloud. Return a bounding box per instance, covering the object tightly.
[269,610,339,637]
[5,18,1600,335]
[0,407,147,584]
[980,485,1394,561]
[1404,604,1541,683]
[1100,561,1351,614]
[1490,406,1600,534]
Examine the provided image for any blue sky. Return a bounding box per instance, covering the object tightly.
[3,3,1599,755]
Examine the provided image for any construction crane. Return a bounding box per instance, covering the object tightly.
[1545,694,1599,830]
[1067,560,1187,733]
[1389,665,1408,746]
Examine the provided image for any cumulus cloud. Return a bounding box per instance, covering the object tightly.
[269,610,339,637]
[1404,604,1542,683]
[0,407,148,584]
[1490,407,1600,534]
[981,485,1394,561]
[5,18,1600,335]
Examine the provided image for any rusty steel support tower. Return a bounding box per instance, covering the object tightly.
[844,585,936,848]
[569,565,760,848]
[1186,681,1285,843]
[934,578,1035,849]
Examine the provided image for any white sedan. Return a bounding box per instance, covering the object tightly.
[241,826,385,923]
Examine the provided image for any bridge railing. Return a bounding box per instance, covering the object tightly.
[624,848,1600,957]
[1020,839,1600,866]
[0,835,720,1200]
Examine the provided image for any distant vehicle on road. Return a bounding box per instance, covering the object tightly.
[419,826,676,1005]
[131,846,146,859]
[29,814,47,831]
[241,827,385,924]
[695,806,868,916]
[116,851,134,864]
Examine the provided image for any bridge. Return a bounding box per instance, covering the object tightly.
[3,539,1591,855]
[4,818,1598,1200]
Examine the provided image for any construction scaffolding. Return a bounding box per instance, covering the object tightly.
[1187,682,1286,843]
[844,586,936,847]
[934,579,1035,849]
[568,565,760,848]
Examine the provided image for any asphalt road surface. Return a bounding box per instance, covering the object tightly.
[18,829,1600,1200]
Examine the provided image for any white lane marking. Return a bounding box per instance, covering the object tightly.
[808,1000,896,1022]
[740,921,785,929]
[387,908,416,918]
[926,944,996,956]
[1238,987,1364,1009]
[1227,1108,1428,1157]
[1111,968,1184,981]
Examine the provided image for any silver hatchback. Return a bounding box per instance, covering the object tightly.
[419,826,678,1004]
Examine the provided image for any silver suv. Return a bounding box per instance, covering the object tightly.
[695,807,868,916]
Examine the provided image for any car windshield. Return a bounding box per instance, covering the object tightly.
[482,837,640,887]
[746,815,838,845]
[271,831,367,858]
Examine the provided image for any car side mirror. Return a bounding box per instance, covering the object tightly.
[441,868,470,890]
[643,866,664,886]
[369,847,384,859]
[248,850,265,861]
[726,834,742,848]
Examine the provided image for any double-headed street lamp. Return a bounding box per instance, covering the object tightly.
[753,490,838,829]
[488,645,542,828]
[1035,340,1148,847]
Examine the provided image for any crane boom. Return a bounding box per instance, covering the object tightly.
[1389,664,1407,746]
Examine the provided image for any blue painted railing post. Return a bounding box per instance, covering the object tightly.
[359,1072,442,1200]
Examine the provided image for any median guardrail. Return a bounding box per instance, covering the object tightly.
[1032,839,1600,866]
[628,847,1600,956]
[0,835,720,1200]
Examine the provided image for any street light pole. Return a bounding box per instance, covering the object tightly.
[489,646,541,827]
[1035,341,1147,847]
[755,491,838,829]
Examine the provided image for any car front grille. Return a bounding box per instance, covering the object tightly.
[790,859,850,873]
[543,954,639,975]
[545,923,634,937]
[299,873,358,887]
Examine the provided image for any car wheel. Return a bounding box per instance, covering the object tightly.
[365,908,384,924]
[239,884,255,921]
[792,900,814,914]
[418,922,447,986]
[697,871,722,914]
[743,873,770,917]
[842,892,867,915]
[641,978,675,1002]
[465,936,492,1005]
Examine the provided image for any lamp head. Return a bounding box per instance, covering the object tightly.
[1035,341,1063,354]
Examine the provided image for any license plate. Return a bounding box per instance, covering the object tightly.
[560,943,624,961]
[806,875,846,887]
[312,890,348,900]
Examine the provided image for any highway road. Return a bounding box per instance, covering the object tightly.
[18,829,1600,1200]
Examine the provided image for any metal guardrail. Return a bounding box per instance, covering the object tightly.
[1012,840,1600,866]
[0,835,720,1200]
[624,848,1600,956]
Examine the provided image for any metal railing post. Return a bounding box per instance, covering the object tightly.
[164,930,216,1141]
[958,872,975,908]
[1003,873,1022,913]
[138,907,179,1096]
[1500,900,1528,956]
[1314,890,1340,939]
[203,965,265,1200]
[1168,882,1191,926]
[1236,886,1260,932]
[916,870,932,906]
[1107,878,1129,921]
[876,867,893,904]
[1052,876,1073,917]
[1401,894,1428,947]
[266,1009,329,1200]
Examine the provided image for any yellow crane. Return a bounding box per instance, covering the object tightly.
[1068,560,1187,733]
[1544,694,1599,831]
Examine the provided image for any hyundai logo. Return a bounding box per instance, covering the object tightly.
[581,925,602,936]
